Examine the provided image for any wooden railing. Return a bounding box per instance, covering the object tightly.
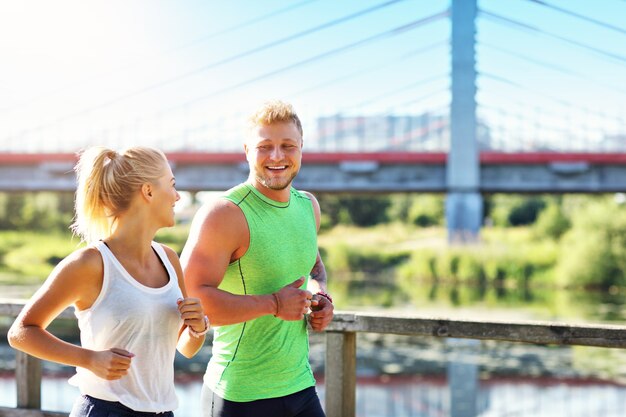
[0,301,74,417]
[3,300,626,417]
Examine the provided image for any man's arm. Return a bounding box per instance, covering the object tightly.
[181,199,311,326]
[303,192,334,331]
[308,251,327,293]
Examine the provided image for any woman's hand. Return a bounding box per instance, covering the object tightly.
[88,348,134,380]
[177,297,207,334]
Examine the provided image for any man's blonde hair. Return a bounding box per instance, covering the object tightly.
[248,100,303,137]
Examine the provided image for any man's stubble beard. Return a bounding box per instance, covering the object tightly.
[256,169,299,190]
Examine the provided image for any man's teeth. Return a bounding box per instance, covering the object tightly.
[267,166,286,170]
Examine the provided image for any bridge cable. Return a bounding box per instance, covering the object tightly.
[480,71,624,124]
[524,0,626,36]
[10,6,445,141]
[0,0,320,115]
[480,41,626,96]
[150,11,450,112]
[22,0,407,123]
[342,74,449,110]
[10,0,410,138]
[479,10,626,65]
[101,13,450,146]
[289,39,449,98]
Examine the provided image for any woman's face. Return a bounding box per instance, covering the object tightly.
[150,162,180,228]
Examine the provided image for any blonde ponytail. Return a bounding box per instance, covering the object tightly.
[71,146,168,243]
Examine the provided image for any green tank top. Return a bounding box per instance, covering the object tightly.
[204,183,318,402]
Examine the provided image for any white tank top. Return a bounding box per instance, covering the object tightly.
[69,241,183,412]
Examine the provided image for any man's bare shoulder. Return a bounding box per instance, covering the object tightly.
[300,190,321,218]
[182,196,249,268]
[300,190,319,206]
[193,197,246,228]
[187,197,249,250]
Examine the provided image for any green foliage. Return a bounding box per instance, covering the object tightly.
[350,250,409,273]
[386,194,445,227]
[154,224,192,254]
[329,273,406,309]
[0,222,190,284]
[488,195,548,227]
[323,243,351,273]
[3,190,626,306]
[508,197,546,226]
[557,198,626,289]
[316,194,391,227]
[482,196,494,223]
[456,252,487,284]
[317,194,343,230]
[323,242,410,275]
[397,250,438,281]
[387,194,413,223]
[488,195,517,226]
[0,192,74,231]
[533,203,571,240]
[342,196,391,226]
[407,195,444,227]
[319,193,445,228]
[0,231,82,283]
[435,251,460,280]
[398,234,558,293]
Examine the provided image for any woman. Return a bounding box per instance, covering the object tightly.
[8,146,208,416]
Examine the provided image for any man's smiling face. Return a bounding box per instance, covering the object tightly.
[245,121,303,198]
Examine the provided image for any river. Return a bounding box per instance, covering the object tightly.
[1,370,626,416]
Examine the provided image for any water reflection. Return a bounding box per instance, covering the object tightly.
[331,272,626,324]
[2,373,626,417]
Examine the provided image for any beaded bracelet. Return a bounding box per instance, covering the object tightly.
[188,315,210,338]
[316,291,333,304]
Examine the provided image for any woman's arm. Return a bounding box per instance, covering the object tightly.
[7,247,134,380]
[162,244,207,358]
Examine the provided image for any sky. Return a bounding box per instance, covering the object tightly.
[0,0,624,153]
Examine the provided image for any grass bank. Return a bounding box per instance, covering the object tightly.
[0,223,560,287]
[0,225,192,286]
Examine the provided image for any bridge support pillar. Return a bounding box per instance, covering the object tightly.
[446,192,482,243]
[448,338,480,417]
[447,0,481,242]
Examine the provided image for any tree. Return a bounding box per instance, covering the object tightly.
[533,202,571,240]
[558,198,626,289]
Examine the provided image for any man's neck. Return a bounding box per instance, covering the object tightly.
[247,179,291,202]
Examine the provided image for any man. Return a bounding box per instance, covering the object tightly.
[181,100,334,417]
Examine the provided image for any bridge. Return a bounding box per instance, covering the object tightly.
[1,151,625,194]
[1,0,624,240]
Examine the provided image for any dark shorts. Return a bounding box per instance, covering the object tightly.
[69,395,174,417]
[201,385,325,417]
